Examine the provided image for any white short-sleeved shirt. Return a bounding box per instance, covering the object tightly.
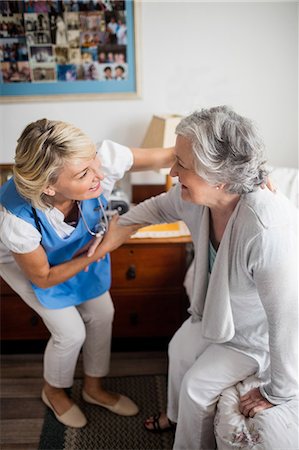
[0,140,133,263]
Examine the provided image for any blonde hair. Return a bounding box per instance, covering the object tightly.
[13,118,95,210]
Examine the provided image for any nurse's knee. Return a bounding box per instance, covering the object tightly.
[53,321,86,350]
[92,300,115,326]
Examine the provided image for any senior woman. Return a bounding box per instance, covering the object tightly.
[119,106,298,449]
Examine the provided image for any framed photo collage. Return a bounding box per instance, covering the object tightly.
[0,0,138,100]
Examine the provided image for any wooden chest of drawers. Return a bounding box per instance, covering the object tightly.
[110,237,192,338]
[0,237,192,342]
[0,277,50,340]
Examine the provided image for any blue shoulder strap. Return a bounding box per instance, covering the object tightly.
[31,206,42,237]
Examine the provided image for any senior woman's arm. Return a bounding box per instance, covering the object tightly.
[119,182,185,226]
[87,183,185,257]
[247,224,298,406]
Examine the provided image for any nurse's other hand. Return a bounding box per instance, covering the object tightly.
[239,387,273,417]
[261,176,276,192]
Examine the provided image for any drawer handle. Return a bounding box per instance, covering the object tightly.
[130,312,139,326]
[126,265,136,279]
[30,315,39,327]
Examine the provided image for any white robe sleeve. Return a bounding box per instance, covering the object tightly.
[0,206,41,254]
[96,140,133,199]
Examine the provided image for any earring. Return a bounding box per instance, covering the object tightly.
[216,186,220,190]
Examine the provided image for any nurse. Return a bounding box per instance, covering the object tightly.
[0,118,174,428]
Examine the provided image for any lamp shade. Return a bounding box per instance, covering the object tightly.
[141,114,182,148]
[141,114,183,190]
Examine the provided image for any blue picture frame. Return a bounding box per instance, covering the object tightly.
[0,0,139,101]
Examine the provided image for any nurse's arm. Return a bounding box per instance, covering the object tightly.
[12,216,140,289]
[129,147,175,171]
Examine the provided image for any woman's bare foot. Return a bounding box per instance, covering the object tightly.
[144,412,176,432]
[43,382,74,416]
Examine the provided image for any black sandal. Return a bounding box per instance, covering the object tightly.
[144,412,176,433]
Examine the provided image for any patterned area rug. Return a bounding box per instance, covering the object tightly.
[38,375,174,450]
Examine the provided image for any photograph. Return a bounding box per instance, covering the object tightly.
[30,45,54,63]
[35,30,51,44]
[54,46,69,64]
[68,47,81,64]
[36,13,50,31]
[0,13,25,37]
[24,0,50,13]
[66,29,80,48]
[24,13,39,32]
[24,31,37,45]
[83,60,101,80]
[81,45,97,62]
[1,60,31,82]
[57,63,77,81]
[65,12,80,30]
[114,63,126,80]
[80,30,106,47]
[0,1,24,15]
[31,65,56,81]
[0,37,29,62]
[79,11,105,32]
[54,15,68,45]
[97,44,126,63]
[102,64,112,79]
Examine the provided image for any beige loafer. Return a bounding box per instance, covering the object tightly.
[41,389,87,428]
[82,390,139,416]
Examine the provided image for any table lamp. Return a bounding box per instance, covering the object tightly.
[141,114,182,191]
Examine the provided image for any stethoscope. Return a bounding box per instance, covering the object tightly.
[77,197,109,238]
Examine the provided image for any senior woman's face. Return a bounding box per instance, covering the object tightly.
[170,135,215,205]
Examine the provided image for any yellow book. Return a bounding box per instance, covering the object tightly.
[132,221,190,238]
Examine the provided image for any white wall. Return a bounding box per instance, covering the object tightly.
[0,1,298,186]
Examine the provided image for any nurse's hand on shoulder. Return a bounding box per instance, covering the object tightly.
[261,176,276,193]
[239,387,274,417]
[87,214,143,258]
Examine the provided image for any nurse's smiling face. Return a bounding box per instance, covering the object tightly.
[44,146,105,203]
[170,135,217,206]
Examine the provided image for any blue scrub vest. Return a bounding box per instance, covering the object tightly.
[0,178,111,309]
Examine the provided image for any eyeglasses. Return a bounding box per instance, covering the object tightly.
[77,197,109,238]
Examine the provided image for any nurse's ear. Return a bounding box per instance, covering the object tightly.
[43,186,56,196]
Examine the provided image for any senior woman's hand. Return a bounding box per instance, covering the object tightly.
[239,387,274,417]
[87,214,143,258]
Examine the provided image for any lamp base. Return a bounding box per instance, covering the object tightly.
[165,174,173,191]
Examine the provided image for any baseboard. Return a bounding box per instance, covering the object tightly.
[1,337,170,354]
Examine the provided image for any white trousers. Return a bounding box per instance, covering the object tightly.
[1,260,114,388]
[167,317,259,450]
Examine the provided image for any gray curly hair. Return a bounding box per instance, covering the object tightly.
[176,105,269,194]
